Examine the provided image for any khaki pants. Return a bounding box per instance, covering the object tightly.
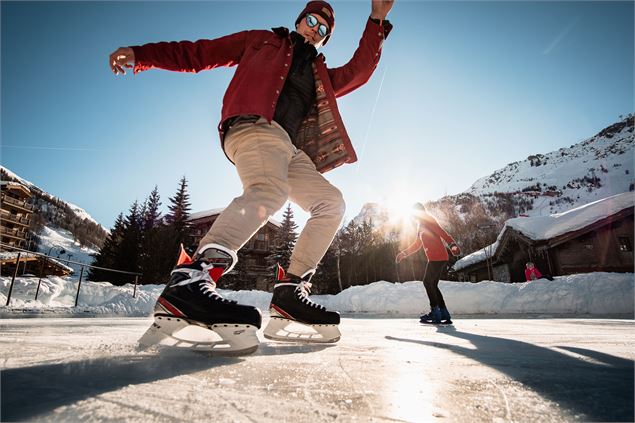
[198,118,345,277]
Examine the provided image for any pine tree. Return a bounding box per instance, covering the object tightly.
[312,241,339,294]
[112,200,143,285]
[89,213,125,282]
[139,186,164,284]
[142,186,162,231]
[166,176,191,238]
[158,177,193,280]
[267,204,298,276]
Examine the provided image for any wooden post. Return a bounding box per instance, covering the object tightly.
[133,275,139,298]
[34,258,47,301]
[6,253,21,306]
[74,266,84,307]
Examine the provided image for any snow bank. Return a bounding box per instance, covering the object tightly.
[0,277,163,316]
[1,272,632,317]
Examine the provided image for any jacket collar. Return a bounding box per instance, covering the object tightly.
[272,27,290,38]
[272,26,325,62]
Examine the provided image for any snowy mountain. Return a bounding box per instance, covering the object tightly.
[1,165,108,254]
[347,117,634,256]
[466,116,634,215]
[353,117,634,224]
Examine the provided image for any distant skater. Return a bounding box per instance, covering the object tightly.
[396,203,461,324]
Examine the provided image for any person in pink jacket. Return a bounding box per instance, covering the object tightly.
[525,262,542,281]
[396,203,461,324]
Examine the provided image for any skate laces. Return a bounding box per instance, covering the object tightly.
[190,263,235,304]
[295,281,325,310]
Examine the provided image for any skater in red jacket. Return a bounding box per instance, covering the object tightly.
[111,0,394,353]
[396,203,461,324]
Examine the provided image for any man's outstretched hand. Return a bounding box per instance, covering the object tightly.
[371,0,395,20]
[109,47,135,75]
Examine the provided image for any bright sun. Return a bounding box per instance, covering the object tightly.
[384,191,417,227]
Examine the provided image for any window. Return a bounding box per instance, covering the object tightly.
[580,233,595,250]
[618,237,632,252]
[257,233,265,241]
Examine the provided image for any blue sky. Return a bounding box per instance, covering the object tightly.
[2,1,633,230]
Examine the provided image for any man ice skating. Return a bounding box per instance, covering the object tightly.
[110,0,394,354]
[396,203,461,325]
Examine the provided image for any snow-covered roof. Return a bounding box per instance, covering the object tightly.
[453,192,634,271]
[506,192,634,241]
[0,252,74,273]
[188,208,226,221]
[188,207,282,227]
[452,240,499,271]
[0,180,31,195]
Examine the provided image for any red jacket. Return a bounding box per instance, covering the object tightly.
[525,267,542,281]
[401,214,456,262]
[131,18,392,173]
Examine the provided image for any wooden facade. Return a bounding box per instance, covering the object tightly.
[187,210,281,290]
[0,252,73,278]
[0,181,34,249]
[455,205,634,283]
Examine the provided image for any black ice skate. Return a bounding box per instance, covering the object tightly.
[263,265,340,343]
[138,244,262,355]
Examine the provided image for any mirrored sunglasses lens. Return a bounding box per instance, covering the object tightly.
[318,25,328,37]
[306,14,317,27]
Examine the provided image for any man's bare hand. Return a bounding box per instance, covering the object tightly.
[109,47,135,75]
[371,0,394,20]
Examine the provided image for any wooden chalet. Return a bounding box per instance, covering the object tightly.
[1,181,34,249]
[453,193,634,282]
[187,208,282,290]
[0,251,73,277]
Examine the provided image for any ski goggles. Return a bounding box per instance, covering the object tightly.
[305,14,330,38]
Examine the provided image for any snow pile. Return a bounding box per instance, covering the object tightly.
[438,273,633,315]
[1,272,632,317]
[0,277,163,316]
[315,273,633,315]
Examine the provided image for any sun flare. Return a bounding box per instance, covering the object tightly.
[383,190,418,227]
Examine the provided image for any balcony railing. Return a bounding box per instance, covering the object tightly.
[1,194,34,212]
[0,211,30,227]
[0,226,27,241]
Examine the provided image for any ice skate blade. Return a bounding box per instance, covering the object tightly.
[420,321,453,326]
[263,317,340,343]
[138,315,260,356]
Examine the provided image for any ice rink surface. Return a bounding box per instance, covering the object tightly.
[1,316,633,422]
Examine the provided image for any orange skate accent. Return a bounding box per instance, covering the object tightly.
[176,244,193,265]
